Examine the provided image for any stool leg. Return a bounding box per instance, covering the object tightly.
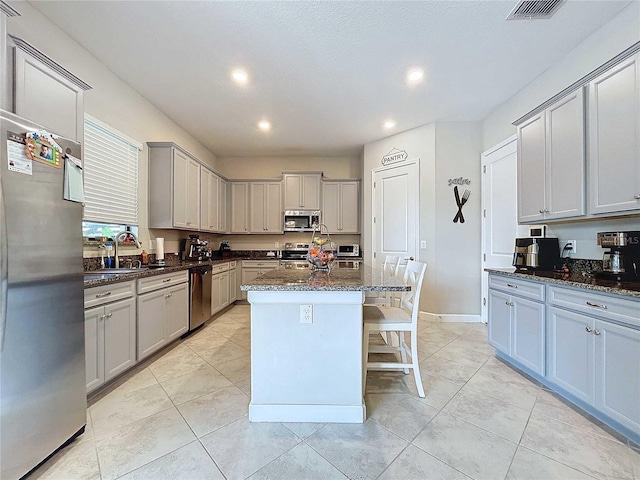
[412,347,425,398]
[362,323,370,394]
[399,332,409,374]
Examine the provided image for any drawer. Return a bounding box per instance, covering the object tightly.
[548,285,640,328]
[228,261,237,269]
[85,281,135,308]
[212,263,230,274]
[488,274,545,301]
[242,260,279,268]
[137,271,189,294]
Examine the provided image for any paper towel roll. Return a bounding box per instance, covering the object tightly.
[156,238,165,261]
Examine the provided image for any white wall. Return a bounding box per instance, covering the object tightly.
[363,122,482,317]
[481,2,640,260]
[216,156,361,180]
[5,1,218,257]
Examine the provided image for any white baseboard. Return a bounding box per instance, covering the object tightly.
[420,311,483,323]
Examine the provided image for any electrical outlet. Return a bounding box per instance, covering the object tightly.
[566,240,577,255]
[275,241,280,248]
[300,304,313,324]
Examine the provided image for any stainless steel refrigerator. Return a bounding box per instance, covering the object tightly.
[0,110,86,479]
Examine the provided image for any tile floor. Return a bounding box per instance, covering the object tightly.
[31,304,639,480]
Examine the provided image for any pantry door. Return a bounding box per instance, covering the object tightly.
[372,160,419,270]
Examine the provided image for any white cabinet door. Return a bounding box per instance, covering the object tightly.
[589,53,640,215]
[517,113,546,223]
[186,157,201,229]
[488,289,511,355]
[84,306,105,393]
[200,168,215,232]
[547,306,595,404]
[250,182,267,233]
[14,48,85,141]
[219,178,228,233]
[511,296,545,375]
[283,174,321,209]
[229,268,237,303]
[230,182,250,233]
[172,150,191,228]
[166,283,189,341]
[339,182,359,233]
[322,182,340,233]
[211,273,223,314]
[265,182,282,232]
[302,174,321,210]
[220,272,230,309]
[241,268,262,300]
[103,298,136,381]
[594,320,640,433]
[137,289,167,360]
[545,89,586,220]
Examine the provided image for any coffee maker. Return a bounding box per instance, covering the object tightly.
[181,235,210,261]
[596,231,640,281]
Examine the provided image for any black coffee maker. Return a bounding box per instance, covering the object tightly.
[596,231,640,281]
[181,235,210,261]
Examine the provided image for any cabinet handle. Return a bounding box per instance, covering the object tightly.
[165,293,172,298]
[99,314,106,320]
[163,279,172,283]
[105,312,113,318]
[505,301,513,306]
[634,194,640,200]
[539,209,544,214]
[544,209,550,213]
[586,301,607,310]
[95,292,112,298]
[585,326,593,332]
[594,329,601,335]
[506,283,517,289]
[186,222,192,225]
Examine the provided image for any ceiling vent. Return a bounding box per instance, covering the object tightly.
[506,0,566,20]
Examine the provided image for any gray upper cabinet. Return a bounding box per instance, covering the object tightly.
[517,89,585,223]
[283,173,321,210]
[148,143,201,230]
[201,167,226,233]
[322,181,359,233]
[11,36,91,142]
[588,52,640,215]
[230,182,250,233]
[249,182,282,233]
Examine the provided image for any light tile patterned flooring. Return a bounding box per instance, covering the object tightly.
[31,304,639,480]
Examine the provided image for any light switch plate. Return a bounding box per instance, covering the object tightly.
[300,304,313,323]
[420,240,427,249]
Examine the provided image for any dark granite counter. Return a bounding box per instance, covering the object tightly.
[486,268,640,299]
[241,264,409,292]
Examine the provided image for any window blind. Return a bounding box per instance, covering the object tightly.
[83,116,141,225]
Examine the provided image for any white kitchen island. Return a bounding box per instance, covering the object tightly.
[241,265,408,423]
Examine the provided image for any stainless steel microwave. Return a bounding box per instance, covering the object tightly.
[283,210,321,232]
[337,244,360,257]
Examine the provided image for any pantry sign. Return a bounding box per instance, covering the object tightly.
[381,148,407,165]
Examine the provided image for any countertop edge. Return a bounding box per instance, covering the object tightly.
[485,268,640,299]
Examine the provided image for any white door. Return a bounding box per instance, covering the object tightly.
[481,137,528,323]
[372,161,419,269]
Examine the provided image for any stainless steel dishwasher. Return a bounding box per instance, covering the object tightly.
[189,264,212,331]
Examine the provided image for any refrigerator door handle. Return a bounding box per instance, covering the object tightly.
[0,178,7,351]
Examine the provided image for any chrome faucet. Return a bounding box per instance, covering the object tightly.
[114,231,142,269]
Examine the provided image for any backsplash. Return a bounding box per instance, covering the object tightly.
[563,257,603,274]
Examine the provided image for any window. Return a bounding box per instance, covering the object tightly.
[83,114,141,225]
[82,221,138,240]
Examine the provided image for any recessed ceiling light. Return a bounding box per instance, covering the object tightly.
[406,67,425,86]
[258,120,271,131]
[383,120,396,129]
[231,68,249,85]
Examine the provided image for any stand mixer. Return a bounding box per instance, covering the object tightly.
[596,231,640,281]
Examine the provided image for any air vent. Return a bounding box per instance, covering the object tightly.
[506,0,565,20]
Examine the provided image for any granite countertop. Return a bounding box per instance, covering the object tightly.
[83,257,250,288]
[486,268,640,299]
[240,263,409,292]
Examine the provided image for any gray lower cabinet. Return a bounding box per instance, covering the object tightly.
[240,260,279,300]
[547,292,640,434]
[229,261,238,304]
[137,272,189,361]
[488,275,545,375]
[84,281,137,394]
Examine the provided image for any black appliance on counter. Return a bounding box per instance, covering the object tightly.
[596,231,640,281]
[181,235,210,261]
[512,237,560,271]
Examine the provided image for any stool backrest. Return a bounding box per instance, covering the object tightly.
[383,255,401,277]
[400,260,427,322]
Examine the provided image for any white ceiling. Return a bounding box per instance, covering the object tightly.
[29,0,632,157]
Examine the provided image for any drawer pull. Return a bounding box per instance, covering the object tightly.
[165,293,172,298]
[506,283,518,289]
[594,329,601,336]
[106,312,113,318]
[95,292,112,298]
[505,301,514,306]
[163,279,172,283]
[586,301,607,310]
[634,194,640,200]
[585,326,593,333]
